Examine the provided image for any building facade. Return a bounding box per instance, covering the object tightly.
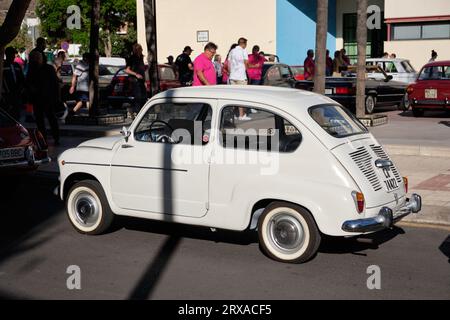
[137,0,450,70]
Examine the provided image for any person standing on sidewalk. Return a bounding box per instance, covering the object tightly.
[247,45,266,85]
[192,42,218,86]
[222,43,237,84]
[175,46,194,86]
[304,49,315,81]
[26,51,60,145]
[2,47,25,121]
[30,37,48,64]
[213,54,223,85]
[69,53,90,115]
[125,44,147,116]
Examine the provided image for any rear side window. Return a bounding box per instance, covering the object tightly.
[309,105,368,138]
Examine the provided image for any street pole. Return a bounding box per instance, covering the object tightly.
[356,0,368,118]
[144,0,159,97]
[88,0,100,117]
[314,0,328,94]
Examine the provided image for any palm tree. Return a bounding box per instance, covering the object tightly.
[356,0,368,118]
[314,0,328,94]
[88,0,100,116]
[143,0,159,97]
[0,0,32,101]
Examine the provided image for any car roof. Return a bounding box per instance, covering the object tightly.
[366,58,409,62]
[423,60,450,67]
[152,85,335,110]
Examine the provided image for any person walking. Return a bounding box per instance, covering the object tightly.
[222,43,237,84]
[30,37,48,63]
[248,45,266,85]
[26,51,60,145]
[124,43,147,116]
[175,46,194,86]
[304,49,315,81]
[192,42,218,86]
[69,53,90,114]
[213,54,223,85]
[2,47,25,120]
[228,37,251,86]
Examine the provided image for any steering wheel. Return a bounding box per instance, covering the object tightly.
[148,120,175,143]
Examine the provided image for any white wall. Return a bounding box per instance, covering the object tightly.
[385,0,450,18]
[138,0,276,63]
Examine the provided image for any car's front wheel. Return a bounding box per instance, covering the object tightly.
[66,180,114,235]
[398,93,410,111]
[258,202,321,263]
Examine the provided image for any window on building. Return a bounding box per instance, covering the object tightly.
[392,22,450,41]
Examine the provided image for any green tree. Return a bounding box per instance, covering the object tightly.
[36,0,136,56]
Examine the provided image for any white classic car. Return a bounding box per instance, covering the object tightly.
[58,86,422,263]
[366,58,418,84]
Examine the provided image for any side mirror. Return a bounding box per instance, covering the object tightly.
[385,75,393,82]
[120,126,131,142]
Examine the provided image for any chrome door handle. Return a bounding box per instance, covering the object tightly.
[375,159,392,168]
[121,144,134,149]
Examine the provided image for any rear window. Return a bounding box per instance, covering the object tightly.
[419,66,450,80]
[401,61,416,73]
[309,105,368,138]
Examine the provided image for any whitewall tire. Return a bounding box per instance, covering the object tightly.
[66,180,114,235]
[365,95,376,114]
[258,202,321,263]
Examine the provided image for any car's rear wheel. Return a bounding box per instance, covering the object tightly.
[365,95,377,114]
[258,202,321,264]
[66,180,114,235]
[412,108,424,117]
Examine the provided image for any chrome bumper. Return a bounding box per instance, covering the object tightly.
[342,194,422,233]
[0,157,51,168]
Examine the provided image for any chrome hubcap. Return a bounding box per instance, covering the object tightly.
[269,214,304,253]
[73,192,100,227]
[366,97,375,113]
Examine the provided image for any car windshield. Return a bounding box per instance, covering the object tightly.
[99,65,122,76]
[401,61,416,73]
[309,105,368,138]
[419,66,450,80]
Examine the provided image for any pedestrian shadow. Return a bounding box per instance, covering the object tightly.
[319,227,405,256]
[438,235,450,264]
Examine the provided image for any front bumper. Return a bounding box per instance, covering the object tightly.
[342,193,422,233]
[0,157,51,169]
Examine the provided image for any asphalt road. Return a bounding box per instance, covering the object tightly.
[0,173,449,300]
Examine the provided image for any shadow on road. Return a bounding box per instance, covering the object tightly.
[439,235,450,264]
[398,110,450,118]
[319,227,405,256]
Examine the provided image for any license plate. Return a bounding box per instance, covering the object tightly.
[381,167,399,192]
[0,147,25,161]
[325,88,334,95]
[425,89,437,99]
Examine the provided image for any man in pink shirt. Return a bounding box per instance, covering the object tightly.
[247,45,267,85]
[193,42,218,86]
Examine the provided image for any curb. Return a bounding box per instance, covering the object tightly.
[384,144,450,158]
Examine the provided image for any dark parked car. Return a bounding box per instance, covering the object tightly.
[261,63,408,114]
[107,64,180,109]
[0,108,50,173]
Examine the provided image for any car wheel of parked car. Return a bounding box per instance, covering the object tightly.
[412,108,424,117]
[66,180,114,235]
[365,95,376,114]
[258,202,321,263]
[398,93,410,111]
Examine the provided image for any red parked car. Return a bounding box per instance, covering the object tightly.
[290,65,305,81]
[0,108,50,173]
[107,64,181,109]
[407,60,450,117]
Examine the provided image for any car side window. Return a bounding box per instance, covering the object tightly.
[280,65,291,78]
[135,102,212,145]
[159,66,177,81]
[266,66,281,81]
[220,106,301,153]
[443,66,450,79]
[384,62,398,73]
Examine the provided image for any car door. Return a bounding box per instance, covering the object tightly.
[110,99,216,218]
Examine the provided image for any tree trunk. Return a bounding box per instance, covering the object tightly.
[356,0,368,118]
[89,0,100,117]
[314,0,328,94]
[143,0,159,97]
[0,0,32,101]
[103,29,112,57]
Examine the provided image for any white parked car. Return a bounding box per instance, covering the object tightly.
[58,86,422,263]
[366,58,418,84]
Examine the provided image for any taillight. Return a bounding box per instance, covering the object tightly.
[403,177,408,193]
[407,86,414,94]
[335,87,350,95]
[352,191,365,214]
